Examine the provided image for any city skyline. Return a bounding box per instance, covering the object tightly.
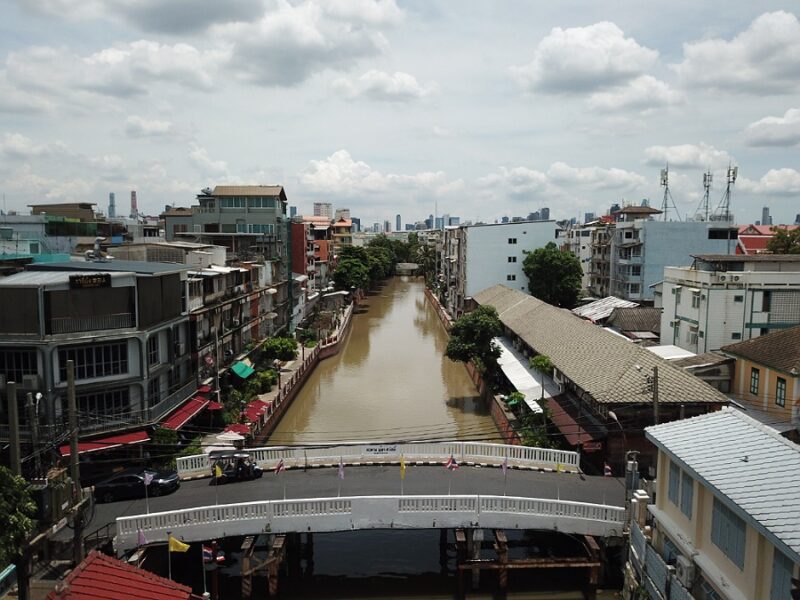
[1,2,799,225]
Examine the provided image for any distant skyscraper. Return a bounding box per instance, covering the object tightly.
[448,216,460,226]
[351,217,361,232]
[289,205,297,218]
[761,206,772,226]
[383,220,390,233]
[335,208,350,220]
[405,224,415,231]
[435,217,445,229]
[130,190,138,218]
[540,207,550,221]
[108,192,116,218]
[584,212,595,223]
[528,211,540,221]
[425,214,434,229]
[396,214,401,231]
[373,222,381,233]
[609,203,621,217]
[795,214,800,225]
[501,216,509,223]
[314,202,333,218]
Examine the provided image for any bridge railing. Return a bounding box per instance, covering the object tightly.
[115,494,626,553]
[176,441,580,479]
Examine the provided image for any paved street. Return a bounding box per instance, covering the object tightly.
[83,464,625,539]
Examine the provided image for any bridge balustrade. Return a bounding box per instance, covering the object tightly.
[115,494,625,554]
[177,441,580,479]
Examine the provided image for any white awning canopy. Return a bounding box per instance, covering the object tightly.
[494,337,560,413]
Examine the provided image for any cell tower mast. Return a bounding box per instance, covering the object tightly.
[695,170,712,221]
[660,164,680,221]
[715,165,738,222]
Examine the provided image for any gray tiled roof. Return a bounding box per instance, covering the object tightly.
[606,307,662,334]
[473,285,728,405]
[646,408,800,562]
[721,325,800,375]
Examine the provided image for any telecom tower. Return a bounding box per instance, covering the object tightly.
[694,170,712,221]
[659,165,680,221]
[714,165,738,222]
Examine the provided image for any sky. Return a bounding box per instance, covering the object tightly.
[1,1,799,227]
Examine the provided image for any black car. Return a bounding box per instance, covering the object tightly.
[210,451,263,484]
[94,468,180,503]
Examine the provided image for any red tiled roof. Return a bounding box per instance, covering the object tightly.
[223,423,251,435]
[59,431,149,457]
[161,396,209,430]
[46,551,202,600]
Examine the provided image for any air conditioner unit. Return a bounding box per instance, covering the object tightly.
[669,320,676,327]
[718,275,727,282]
[675,555,695,587]
[233,318,240,327]
[22,374,40,390]
[732,275,740,282]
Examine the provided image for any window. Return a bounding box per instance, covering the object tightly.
[675,288,682,305]
[508,256,517,263]
[668,461,680,506]
[762,290,771,312]
[147,335,159,367]
[631,265,641,276]
[77,388,129,420]
[771,549,794,600]
[776,377,786,407]
[508,238,517,244]
[173,224,188,233]
[506,274,516,281]
[732,332,742,340]
[711,497,746,569]
[750,367,760,395]
[734,295,744,303]
[0,349,37,381]
[58,342,128,381]
[692,291,701,308]
[147,377,160,403]
[628,283,640,295]
[680,471,694,519]
[248,197,275,209]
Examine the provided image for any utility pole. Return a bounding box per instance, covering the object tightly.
[652,366,660,425]
[8,381,21,477]
[26,393,40,477]
[67,361,84,565]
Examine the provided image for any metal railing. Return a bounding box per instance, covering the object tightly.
[50,313,134,334]
[177,440,580,478]
[116,494,626,552]
[149,380,197,422]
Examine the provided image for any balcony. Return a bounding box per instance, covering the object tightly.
[50,313,134,335]
[149,380,196,422]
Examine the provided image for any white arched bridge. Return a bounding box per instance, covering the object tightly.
[109,442,627,555]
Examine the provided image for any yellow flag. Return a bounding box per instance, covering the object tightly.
[214,464,223,478]
[400,455,406,480]
[556,463,563,473]
[169,535,190,553]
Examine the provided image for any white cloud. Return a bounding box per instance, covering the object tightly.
[587,75,685,113]
[739,168,800,196]
[300,149,454,195]
[0,133,68,159]
[673,11,800,94]
[332,70,434,101]
[644,143,732,169]
[321,0,403,25]
[744,108,800,147]
[125,115,178,139]
[546,162,647,190]
[214,1,397,86]
[188,144,229,176]
[511,22,658,93]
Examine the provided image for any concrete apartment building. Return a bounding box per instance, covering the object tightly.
[657,254,800,353]
[314,202,333,219]
[439,220,557,317]
[608,206,738,302]
[627,409,799,600]
[0,260,195,473]
[562,221,605,292]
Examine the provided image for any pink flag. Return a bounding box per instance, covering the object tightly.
[137,529,148,547]
[143,471,154,486]
[338,458,345,480]
[274,459,285,474]
[445,455,459,470]
[604,463,612,477]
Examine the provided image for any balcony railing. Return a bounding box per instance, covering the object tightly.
[50,313,134,335]
[148,380,197,422]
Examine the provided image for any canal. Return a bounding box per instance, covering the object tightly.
[248,277,618,599]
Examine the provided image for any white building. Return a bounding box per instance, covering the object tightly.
[658,254,800,353]
[626,408,800,600]
[440,220,557,316]
[313,202,333,219]
[562,222,602,292]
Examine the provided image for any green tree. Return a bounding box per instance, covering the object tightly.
[339,245,369,262]
[445,305,504,374]
[529,354,553,403]
[262,337,298,361]
[333,258,370,291]
[0,466,37,566]
[767,226,800,254]
[522,242,583,308]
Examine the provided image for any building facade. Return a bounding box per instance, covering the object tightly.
[658,254,800,353]
[314,202,333,219]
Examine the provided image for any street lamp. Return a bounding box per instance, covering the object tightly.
[608,410,626,475]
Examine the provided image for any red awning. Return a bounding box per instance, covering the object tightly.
[59,431,150,457]
[198,385,212,394]
[243,401,268,423]
[161,396,209,430]
[223,423,251,435]
[548,397,606,447]
[206,401,224,411]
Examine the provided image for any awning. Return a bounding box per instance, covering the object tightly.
[231,361,255,379]
[198,385,212,394]
[207,401,224,411]
[161,396,210,430]
[494,337,560,413]
[223,423,251,435]
[293,274,309,283]
[59,431,149,457]
[244,400,268,422]
[548,396,606,447]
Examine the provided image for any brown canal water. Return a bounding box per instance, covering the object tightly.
[269,276,496,445]
[243,277,621,600]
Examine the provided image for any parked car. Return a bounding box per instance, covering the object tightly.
[210,451,263,484]
[94,468,180,503]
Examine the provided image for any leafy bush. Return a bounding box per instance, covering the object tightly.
[262,337,298,361]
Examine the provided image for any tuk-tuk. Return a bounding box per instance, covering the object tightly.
[209,450,263,483]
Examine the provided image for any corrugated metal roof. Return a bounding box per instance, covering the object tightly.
[606,307,661,334]
[646,408,800,563]
[0,270,132,286]
[27,260,188,275]
[572,296,638,322]
[473,285,729,406]
[495,337,560,413]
